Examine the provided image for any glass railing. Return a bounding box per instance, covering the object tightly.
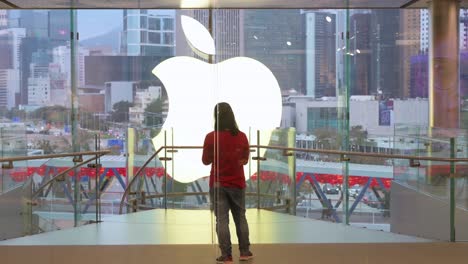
[0,124,28,193]
[120,127,468,242]
[393,125,468,241]
[0,149,110,240]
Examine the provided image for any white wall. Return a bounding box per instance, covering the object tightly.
[284,96,428,136]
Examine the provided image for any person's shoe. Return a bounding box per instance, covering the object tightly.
[239,251,254,261]
[216,255,233,264]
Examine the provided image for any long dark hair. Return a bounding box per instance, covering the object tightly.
[214,102,239,136]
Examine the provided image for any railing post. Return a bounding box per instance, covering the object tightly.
[164,130,167,210]
[288,128,297,215]
[450,137,456,242]
[95,134,99,223]
[257,130,261,209]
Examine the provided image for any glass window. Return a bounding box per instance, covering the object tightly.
[148,17,160,30]
[148,32,161,43]
[141,31,148,43]
[163,18,174,30]
[163,32,174,45]
[140,16,147,28]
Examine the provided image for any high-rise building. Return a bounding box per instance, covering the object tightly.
[27,49,51,107]
[121,10,175,56]
[400,9,421,98]
[19,38,50,105]
[0,28,26,70]
[53,45,89,87]
[0,69,19,109]
[0,10,7,29]
[420,10,429,53]
[409,55,428,98]
[244,10,306,94]
[460,9,468,51]
[349,12,371,96]
[0,33,12,69]
[27,77,50,106]
[176,10,244,62]
[305,12,336,97]
[48,10,71,42]
[370,10,401,98]
[422,9,468,52]
[13,10,70,106]
[410,53,468,99]
[84,55,169,86]
[0,28,25,108]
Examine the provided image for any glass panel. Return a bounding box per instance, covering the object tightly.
[148,17,160,30]
[148,32,161,43]
[256,128,295,213]
[25,154,101,235]
[163,18,174,30]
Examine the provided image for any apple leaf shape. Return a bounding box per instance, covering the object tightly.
[181,15,215,57]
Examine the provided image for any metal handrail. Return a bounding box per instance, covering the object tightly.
[0,150,110,163]
[251,145,468,163]
[118,145,204,214]
[119,144,468,214]
[118,146,164,214]
[155,145,468,162]
[31,152,109,200]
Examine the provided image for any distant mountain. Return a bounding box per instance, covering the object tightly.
[80,28,121,54]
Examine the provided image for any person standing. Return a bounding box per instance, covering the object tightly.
[202,102,254,264]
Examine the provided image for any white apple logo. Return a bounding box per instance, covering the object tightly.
[152,15,282,183]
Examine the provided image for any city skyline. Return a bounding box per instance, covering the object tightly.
[0,8,467,114]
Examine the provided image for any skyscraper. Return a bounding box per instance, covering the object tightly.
[370,10,401,98]
[0,10,7,29]
[175,9,244,62]
[305,11,336,97]
[121,10,175,56]
[14,10,70,106]
[349,12,371,96]
[400,9,421,98]
[420,10,429,53]
[244,10,306,94]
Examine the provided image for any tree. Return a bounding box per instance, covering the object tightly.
[144,98,163,127]
[111,101,133,123]
[31,106,69,124]
[313,128,340,149]
[350,125,368,147]
[35,140,56,154]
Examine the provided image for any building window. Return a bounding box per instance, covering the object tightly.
[148,32,161,43]
[163,32,174,45]
[163,18,174,30]
[148,18,161,30]
[140,16,147,28]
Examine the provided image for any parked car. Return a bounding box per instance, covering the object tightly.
[348,184,362,198]
[322,183,340,194]
[362,191,382,209]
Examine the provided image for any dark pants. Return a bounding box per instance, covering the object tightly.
[210,187,251,257]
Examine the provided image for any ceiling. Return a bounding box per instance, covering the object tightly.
[0,0,456,9]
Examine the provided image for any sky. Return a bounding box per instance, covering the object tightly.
[77,10,123,40]
[77,9,176,40]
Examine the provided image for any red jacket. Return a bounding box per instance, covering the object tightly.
[202,130,250,188]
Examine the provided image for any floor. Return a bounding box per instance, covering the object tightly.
[3,209,468,264]
[0,209,429,245]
